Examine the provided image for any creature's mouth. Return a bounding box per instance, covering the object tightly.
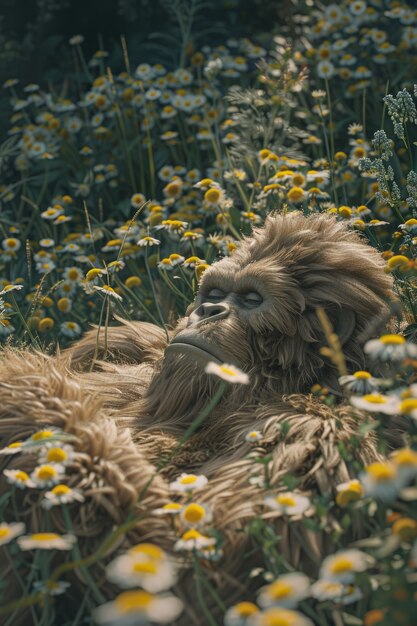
[165,333,226,364]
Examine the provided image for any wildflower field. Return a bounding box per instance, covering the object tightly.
[2,0,417,625]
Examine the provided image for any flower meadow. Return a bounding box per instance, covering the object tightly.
[1,0,417,625]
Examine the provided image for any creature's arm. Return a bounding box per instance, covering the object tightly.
[65,318,168,371]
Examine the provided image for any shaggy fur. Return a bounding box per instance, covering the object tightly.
[0,213,399,624]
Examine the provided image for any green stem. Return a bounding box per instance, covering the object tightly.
[193,558,217,626]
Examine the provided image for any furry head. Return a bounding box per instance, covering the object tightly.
[137,212,393,430]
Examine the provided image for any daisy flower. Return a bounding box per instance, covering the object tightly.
[317,60,335,79]
[4,469,35,488]
[60,321,82,338]
[319,549,369,583]
[245,430,263,444]
[33,580,71,596]
[310,580,362,605]
[390,448,417,482]
[18,532,77,551]
[179,502,212,528]
[250,607,314,626]
[205,362,249,384]
[28,428,65,446]
[224,601,260,626]
[38,442,78,466]
[338,371,379,395]
[153,502,183,516]
[183,256,206,269]
[0,440,25,455]
[42,484,85,509]
[364,334,417,363]
[30,463,66,488]
[257,573,310,609]
[106,546,177,592]
[93,285,123,301]
[335,479,364,507]
[137,236,160,247]
[391,518,417,544]
[0,284,23,295]
[169,473,208,493]
[264,492,311,516]
[174,529,216,551]
[350,394,399,414]
[131,193,146,209]
[0,522,25,546]
[360,462,402,502]
[94,590,183,625]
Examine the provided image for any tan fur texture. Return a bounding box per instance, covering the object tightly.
[0,214,397,624]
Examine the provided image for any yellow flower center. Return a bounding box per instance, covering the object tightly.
[287,186,305,202]
[353,371,371,379]
[336,480,363,507]
[182,529,203,541]
[115,590,153,613]
[362,394,387,404]
[276,495,296,507]
[132,561,157,575]
[7,441,23,449]
[15,471,29,481]
[36,465,58,480]
[219,366,237,377]
[183,503,206,524]
[387,255,410,270]
[125,276,142,288]
[268,581,293,600]
[166,182,181,196]
[292,174,305,186]
[179,475,197,485]
[51,484,71,496]
[338,206,352,217]
[204,188,221,203]
[0,528,11,538]
[262,609,299,626]
[46,448,68,463]
[32,430,54,441]
[330,557,353,575]
[366,462,396,481]
[392,517,417,542]
[162,503,182,512]
[379,334,405,345]
[393,448,417,466]
[31,533,60,542]
[86,268,103,281]
[234,602,259,617]
[67,269,80,280]
[399,399,417,415]
[130,543,164,560]
[258,149,271,160]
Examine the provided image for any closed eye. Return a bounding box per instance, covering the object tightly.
[206,288,226,301]
[242,292,263,307]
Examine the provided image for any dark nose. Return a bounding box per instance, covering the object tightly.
[188,302,230,327]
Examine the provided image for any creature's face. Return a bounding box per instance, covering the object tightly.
[167,263,267,367]
[162,213,393,396]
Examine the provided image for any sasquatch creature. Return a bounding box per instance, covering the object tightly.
[0,213,398,625]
